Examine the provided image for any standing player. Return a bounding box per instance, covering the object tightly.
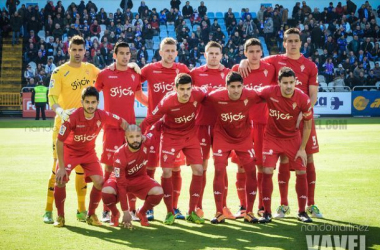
[240,28,321,219]
[255,67,313,223]
[95,41,147,222]
[231,38,276,218]
[189,41,232,219]
[141,37,190,220]
[44,35,100,224]
[101,125,164,228]
[54,86,128,227]
[140,73,206,225]
[205,72,260,224]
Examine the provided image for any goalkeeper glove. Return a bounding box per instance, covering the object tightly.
[55,107,76,122]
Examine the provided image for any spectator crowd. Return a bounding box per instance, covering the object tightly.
[0,0,379,91]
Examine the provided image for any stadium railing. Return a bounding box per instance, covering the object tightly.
[353,86,380,91]
[0,92,21,107]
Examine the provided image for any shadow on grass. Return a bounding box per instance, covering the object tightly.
[64,216,380,250]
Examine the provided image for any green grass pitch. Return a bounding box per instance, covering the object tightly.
[0,117,379,250]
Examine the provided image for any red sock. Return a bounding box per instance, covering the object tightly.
[161,177,174,213]
[54,185,66,217]
[88,187,102,216]
[102,193,119,216]
[236,172,246,207]
[242,163,257,213]
[278,163,290,206]
[103,170,112,212]
[222,170,228,207]
[257,172,264,209]
[307,162,316,206]
[197,170,207,209]
[140,194,163,215]
[172,170,182,209]
[188,175,203,213]
[296,174,308,213]
[128,193,136,211]
[213,166,225,213]
[147,168,156,179]
[262,173,273,214]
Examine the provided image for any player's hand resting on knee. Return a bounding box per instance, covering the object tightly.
[56,166,68,184]
[295,148,307,167]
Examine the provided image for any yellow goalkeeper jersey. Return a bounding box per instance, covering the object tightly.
[48,62,100,110]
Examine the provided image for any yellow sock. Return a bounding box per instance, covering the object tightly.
[45,159,57,212]
[75,165,87,212]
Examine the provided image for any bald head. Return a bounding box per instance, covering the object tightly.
[125,125,142,150]
[126,124,141,133]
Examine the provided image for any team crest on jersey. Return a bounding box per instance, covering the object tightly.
[293,102,297,110]
[85,69,90,75]
[49,79,55,88]
[115,159,121,164]
[176,68,180,74]
[163,154,168,162]
[96,120,101,127]
[143,147,147,154]
[131,74,135,81]
[107,153,112,159]
[244,99,249,106]
[220,72,225,79]
[263,69,268,77]
[193,101,198,107]
[300,65,305,72]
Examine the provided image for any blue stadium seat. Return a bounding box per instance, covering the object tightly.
[218,19,225,24]
[160,25,167,31]
[192,25,199,31]
[153,36,160,43]
[168,31,176,37]
[153,43,160,50]
[167,25,175,32]
[250,12,257,19]
[147,49,154,60]
[185,19,191,26]
[207,12,215,18]
[233,12,240,18]
[215,12,223,19]
[160,31,168,38]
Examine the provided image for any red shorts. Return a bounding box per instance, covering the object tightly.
[262,134,306,171]
[57,150,103,183]
[146,128,161,168]
[196,125,214,160]
[300,118,319,154]
[104,175,161,200]
[160,133,203,168]
[100,128,125,166]
[213,131,255,167]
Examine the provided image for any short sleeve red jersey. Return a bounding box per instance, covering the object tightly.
[190,65,230,126]
[58,108,122,153]
[256,85,312,138]
[206,88,261,143]
[232,62,276,124]
[112,139,150,211]
[262,54,318,96]
[140,87,207,137]
[94,67,141,126]
[141,62,190,115]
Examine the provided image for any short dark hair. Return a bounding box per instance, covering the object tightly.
[226,71,243,85]
[175,73,192,87]
[278,67,296,82]
[82,86,99,101]
[205,41,222,53]
[244,38,262,52]
[114,41,130,54]
[284,28,300,42]
[69,35,85,48]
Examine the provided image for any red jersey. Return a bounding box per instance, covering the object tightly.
[58,108,122,154]
[113,140,150,211]
[256,85,312,138]
[205,88,260,144]
[94,67,141,126]
[262,54,318,96]
[232,62,276,124]
[140,87,207,137]
[141,62,190,115]
[190,65,230,126]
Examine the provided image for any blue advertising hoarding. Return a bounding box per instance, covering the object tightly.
[352,91,380,117]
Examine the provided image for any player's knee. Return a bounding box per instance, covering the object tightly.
[105,165,114,172]
[263,167,274,174]
[172,167,181,172]
[296,170,307,175]
[307,154,314,163]
[91,175,104,189]
[256,165,264,173]
[102,186,116,194]
[191,164,203,176]
[280,155,289,164]
[162,168,172,178]
[237,165,245,173]
[149,186,164,195]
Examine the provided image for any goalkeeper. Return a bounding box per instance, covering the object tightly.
[43,36,100,223]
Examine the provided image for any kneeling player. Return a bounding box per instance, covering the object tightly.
[102,125,163,227]
[54,87,128,227]
[256,67,313,223]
